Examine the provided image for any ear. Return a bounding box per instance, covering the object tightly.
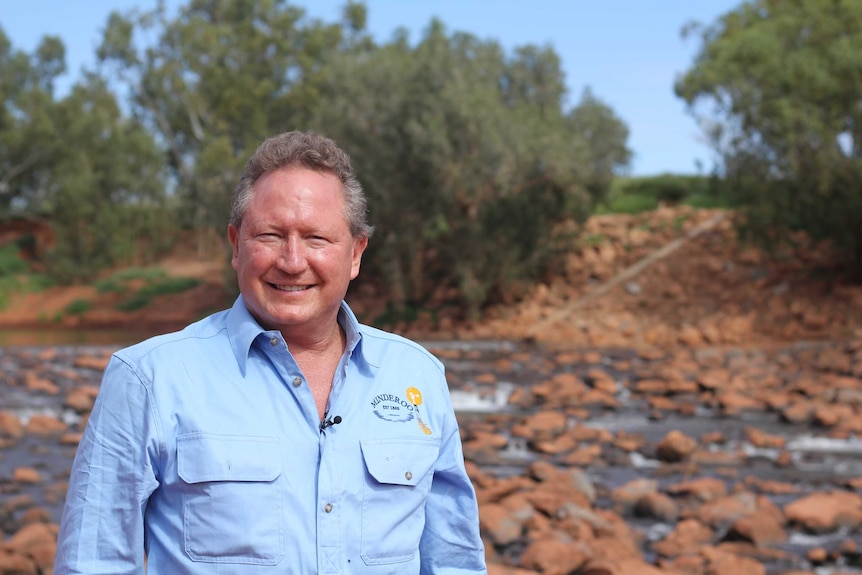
[350,236,368,280]
[228,224,240,271]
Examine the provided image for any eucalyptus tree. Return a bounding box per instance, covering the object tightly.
[310,20,631,314]
[43,75,172,282]
[96,0,369,255]
[0,27,65,212]
[676,0,862,266]
[0,27,170,282]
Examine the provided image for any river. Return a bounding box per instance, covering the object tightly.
[2,337,862,573]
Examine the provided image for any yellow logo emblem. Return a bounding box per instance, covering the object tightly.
[406,387,432,435]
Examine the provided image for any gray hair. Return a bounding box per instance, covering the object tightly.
[230,131,374,239]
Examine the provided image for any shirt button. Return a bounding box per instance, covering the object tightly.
[269,336,279,346]
[292,377,302,387]
[405,471,413,481]
[324,503,333,513]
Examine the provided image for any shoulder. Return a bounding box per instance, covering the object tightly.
[357,324,444,375]
[114,309,231,365]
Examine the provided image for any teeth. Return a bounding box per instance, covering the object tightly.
[274,284,308,292]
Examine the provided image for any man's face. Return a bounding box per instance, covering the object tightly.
[228,166,367,342]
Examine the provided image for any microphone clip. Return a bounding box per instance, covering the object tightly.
[320,413,343,431]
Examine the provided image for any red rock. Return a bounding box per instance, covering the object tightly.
[0,411,23,439]
[24,414,67,436]
[480,502,525,546]
[1,521,57,553]
[23,371,58,395]
[0,551,37,575]
[743,427,785,449]
[634,491,679,522]
[694,491,758,528]
[666,477,727,502]
[784,491,862,533]
[519,534,590,575]
[700,546,766,575]
[514,410,567,441]
[610,478,657,513]
[73,353,111,371]
[12,467,42,484]
[582,558,669,575]
[716,391,763,413]
[487,563,540,575]
[562,444,603,468]
[652,518,714,558]
[728,509,787,547]
[697,369,729,390]
[463,430,509,454]
[63,385,99,413]
[656,430,698,462]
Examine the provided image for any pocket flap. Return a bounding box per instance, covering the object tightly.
[177,433,281,483]
[360,438,440,486]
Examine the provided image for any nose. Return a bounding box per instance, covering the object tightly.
[276,236,308,273]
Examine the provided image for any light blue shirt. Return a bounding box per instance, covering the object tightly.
[55,296,487,574]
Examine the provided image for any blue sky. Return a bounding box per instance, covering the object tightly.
[2,0,742,176]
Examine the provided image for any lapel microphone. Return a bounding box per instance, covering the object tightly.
[320,412,343,431]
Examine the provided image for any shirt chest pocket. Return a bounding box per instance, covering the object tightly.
[359,437,440,565]
[177,433,285,565]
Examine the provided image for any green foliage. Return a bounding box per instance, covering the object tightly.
[677,0,862,267]
[596,194,660,215]
[115,292,152,312]
[137,276,200,297]
[108,269,200,312]
[310,20,631,314]
[110,267,168,282]
[2,2,635,315]
[96,0,358,253]
[0,244,26,275]
[64,298,91,315]
[93,267,200,312]
[94,278,128,294]
[597,174,727,214]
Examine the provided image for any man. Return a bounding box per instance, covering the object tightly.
[54,131,488,574]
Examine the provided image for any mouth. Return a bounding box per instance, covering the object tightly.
[270,283,312,292]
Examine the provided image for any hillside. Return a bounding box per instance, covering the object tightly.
[2,205,861,348]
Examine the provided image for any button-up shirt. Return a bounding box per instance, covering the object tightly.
[54,296,487,574]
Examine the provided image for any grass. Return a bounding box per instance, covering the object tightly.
[0,246,53,311]
[107,269,201,312]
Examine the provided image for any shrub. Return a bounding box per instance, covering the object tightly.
[65,299,91,315]
[0,244,27,276]
[115,292,152,312]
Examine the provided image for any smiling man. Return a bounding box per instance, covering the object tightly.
[54,131,488,575]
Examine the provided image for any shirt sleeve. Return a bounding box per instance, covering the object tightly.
[419,393,488,574]
[54,356,161,575]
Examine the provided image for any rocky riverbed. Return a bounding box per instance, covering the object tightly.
[1,338,862,575]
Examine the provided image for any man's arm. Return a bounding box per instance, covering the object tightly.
[54,357,161,575]
[419,405,488,574]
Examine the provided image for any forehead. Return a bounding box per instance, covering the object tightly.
[245,167,347,225]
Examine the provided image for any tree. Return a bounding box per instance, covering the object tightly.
[310,20,631,315]
[96,0,368,256]
[676,0,862,267]
[42,75,174,282]
[0,27,66,212]
[0,26,172,282]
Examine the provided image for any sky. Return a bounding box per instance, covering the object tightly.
[1,0,742,176]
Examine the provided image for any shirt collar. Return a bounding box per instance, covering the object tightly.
[226,295,366,375]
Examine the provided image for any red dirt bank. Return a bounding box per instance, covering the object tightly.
[2,206,861,348]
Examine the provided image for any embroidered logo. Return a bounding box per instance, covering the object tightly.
[406,387,432,435]
[371,393,415,422]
